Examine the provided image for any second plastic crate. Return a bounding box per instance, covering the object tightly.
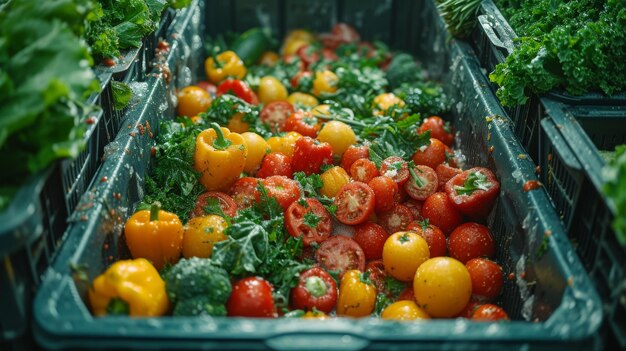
[539,99,626,349]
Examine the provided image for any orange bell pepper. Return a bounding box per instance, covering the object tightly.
[124,203,183,270]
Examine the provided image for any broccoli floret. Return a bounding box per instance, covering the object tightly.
[385,53,423,90]
[164,257,232,316]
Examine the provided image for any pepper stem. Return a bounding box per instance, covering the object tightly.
[150,202,161,221]
[211,122,232,150]
[106,297,130,315]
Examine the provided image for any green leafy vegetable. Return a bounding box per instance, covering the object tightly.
[112,81,132,110]
[385,53,423,89]
[395,82,450,117]
[603,145,626,246]
[437,0,483,38]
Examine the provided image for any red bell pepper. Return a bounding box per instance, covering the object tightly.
[444,167,500,220]
[216,79,259,105]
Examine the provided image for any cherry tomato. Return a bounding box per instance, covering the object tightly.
[381,300,430,320]
[259,176,301,211]
[341,145,369,171]
[372,92,405,117]
[296,44,322,68]
[403,199,424,220]
[336,269,376,317]
[256,152,293,178]
[411,138,448,169]
[365,259,389,294]
[317,121,356,157]
[258,76,288,104]
[353,222,389,260]
[418,116,454,146]
[405,221,447,258]
[195,81,217,96]
[334,182,376,225]
[177,86,212,118]
[319,23,360,49]
[466,258,504,302]
[350,158,379,183]
[241,132,270,174]
[435,164,462,190]
[228,177,260,210]
[287,92,318,108]
[368,176,398,213]
[290,267,338,313]
[377,204,414,235]
[448,222,495,264]
[260,101,295,131]
[319,166,350,198]
[413,257,472,318]
[257,51,279,66]
[383,231,430,282]
[312,70,338,97]
[457,299,481,318]
[421,192,464,235]
[283,110,320,138]
[267,131,302,157]
[291,136,333,175]
[445,167,500,220]
[216,79,259,105]
[471,304,509,321]
[397,286,415,302]
[315,236,366,278]
[404,164,438,201]
[380,156,410,186]
[226,113,250,133]
[191,191,238,218]
[227,277,276,317]
[182,215,228,258]
[291,71,313,90]
[285,198,333,246]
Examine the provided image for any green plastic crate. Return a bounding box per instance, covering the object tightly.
[539,99,626,349]
[33,0,602,350]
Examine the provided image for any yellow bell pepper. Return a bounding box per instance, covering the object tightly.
[320,166,350,198]
[124,203,183,270]
[336,270,377,317]
[88,258,169,317]
[204,50,246,84]
[194,123,248,191]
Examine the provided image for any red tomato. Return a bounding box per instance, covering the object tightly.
[353,222,389,260]
[315,236,365,278]
[377,204,414,234]
[435,164,462,190]
[404,164,438,201]
[411,138,448,169]
[421,192,464,235]
[332,23,360,43]
[283,110,320,138]
[445,167,500,220]
[341,145,369,171]
[260,101,295,131]
[195,80,217,96]
[334,182,376,225]
[190,191,238,218]
[227,277,276,317]
[368,176,398,213]
[448,222,495,264]
[256,152,293,178]
[291,137,333,175]
[405,221,447,257]
[291,71,313,90]
[380,156,409,186]
[216,79,259,105]
[284,54,306,71]
[285,198,333,246]
[466,258,504,302]
[471,304,509,321]
[403,199,424,220]
[418,116,454,146]
[365,260,388,294]
[290,267,338,313]
[350,158,379,183]
[457,299,481,318]
[259,176,301,211]
[228,177,260,210]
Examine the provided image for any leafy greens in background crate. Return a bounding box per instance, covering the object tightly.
[603,145,626,246]
[0,0,98,210]
[87,0,192,61]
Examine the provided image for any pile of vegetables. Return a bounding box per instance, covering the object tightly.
[0,0,98,209]
[438,0,626,106]
[89,24,511,322]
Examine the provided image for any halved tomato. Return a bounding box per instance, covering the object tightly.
[228,177,260,210]
[315,236,365,278]
[380,156,409,186]
[259,176,301,211]
[285,198,333,246]
[260,101,294,131]
[191,191,238,218]
[334,182,376,225]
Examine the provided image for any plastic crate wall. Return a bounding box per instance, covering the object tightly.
[539,99,626,349]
